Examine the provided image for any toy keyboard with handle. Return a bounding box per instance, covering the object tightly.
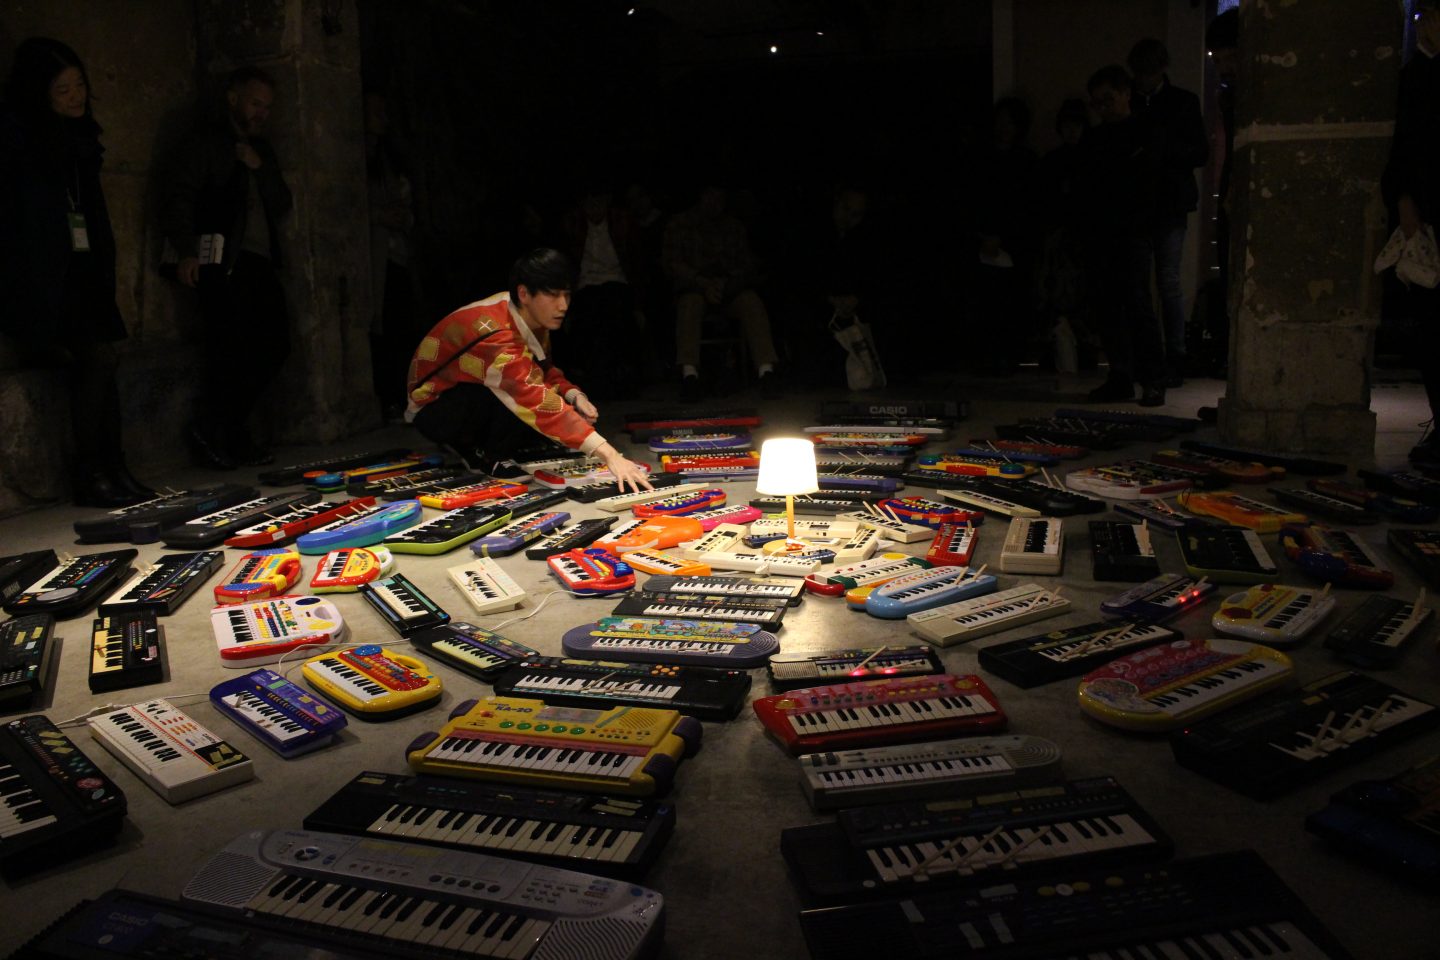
[159,492,320,548]
[1088,520,1158,582]
[1277,522,1393,588]
[525,517,618,559]
[1177,490,1306,532]
[212,547,302,604]
[1387,527,1440,588]
[410,620,539,682]
[1172,670,1439,799]
[925,523,976,566]
[492,656,752,721]
[99,550,224,615]
[447,557,527,614]
[798,734,1063,812]
[309,545,393,592]
[864,566,997,619]
[1077,638,1294,732]
[223,496,379,549]
[999,516,1064,574]
[804,554,930,597]
[752,673,1006,755]
[360,572,451,636]
[87,698,253,803]
[88,611,164,693]
[1306,753,1440,886]
[211,594,347,667]
[643,573,805,604]
[295,500,424,554]
[0,614,54,707]
[1211,582,1337,646]
[470,511,571,555]
[304,770,676,881]
[301,644,442,720]
[610,591,788,629]
[783,776,1172,907]
[407,695,702,797]
[1325,593,1433,668]
[1269,485,1379,524]
[209,667,347,757]
[415,479,528,510]
[72,482,257,544]
[548,547,635,595]
[1099,572,1219,622]
[181,828,665,960]
[562,616,780,668]
[383,504,511,554]
[875,497,984,528]
[978,619,1182,688]
[1178,524,1279,583]
[908,584,1070,647]
[767,644,944,690]
[3,548,137,620]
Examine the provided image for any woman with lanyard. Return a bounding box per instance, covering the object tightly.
[0,37,151,506]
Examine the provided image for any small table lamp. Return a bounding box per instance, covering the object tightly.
[756,437,819,549]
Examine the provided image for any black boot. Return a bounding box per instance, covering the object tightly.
[109,456,157,500]
[73,469,145,508]
[186,422,237,470]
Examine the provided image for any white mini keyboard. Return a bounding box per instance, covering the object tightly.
[87,699,253,803]
[908,583,1071,646]
[447,558,527,615]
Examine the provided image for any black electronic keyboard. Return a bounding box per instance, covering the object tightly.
[941,475,1104,517]
[1178,524,1278,583]
[0,715,126,876]
[1089,519,1159,581]
[359,572,452,636]
[1388,528,1440,588]
[642,573,806,605]
[767,645,944,689]
[524,517,619,559]
[349,464,468,496]
[609,592,789,629]
[159,492,322,548]
[782,776,1172,906]
[565,472,686,503]
[3,549,138,620]
[978,619,1182,688]
[492,656,751,721]
[257,447,410,485]
[1184,440,1347,476]
[1324,594,1433,668]
[72,482,257,544]
[87,611,164,693]
[98,550,224,616]
[409,621,540,683]
[1305,754,1440,886]
[0,613,55,708]
[1171,671,1439,799]
[994,418,1124,449]
[0,549,58,605]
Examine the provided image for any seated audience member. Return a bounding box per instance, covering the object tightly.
[558,183,644,399]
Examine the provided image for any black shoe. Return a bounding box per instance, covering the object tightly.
[680,375,702,403]
[186,425,237,470]
[73,471,147,509]
[1138,385,1167,408]
[759,369,782,399]
[1087,378,1134,403]
[109,462,157,500]
[486,458,531,481]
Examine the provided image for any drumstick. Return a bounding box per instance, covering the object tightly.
[906,824,1006,877]
[854,646,887,671]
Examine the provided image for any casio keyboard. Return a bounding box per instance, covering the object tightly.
[1324,593,1434,667]
[73,482,257,544]
[1077,638,1294,732]
[447,557,528,614]
[3,549,138,620]
[1099,572,1218,622]
[1088,519,1159,582]
[87,698,254,803]
[181,829,665,960]
[384,504,512,555]
[0,714,126,876]
[492,656,752,721]
[767,645,944,690]
[908,583,1071,647]
[99,550,224,615]
[999,516,1064,574]
[360,573,452,636]
[561,616,780,668]
[783,776,1171,907]
[160,492,320,549]
[407,696,701,797]
[310,545,394,592]
[610,592,788,629]
[752,674,1006,755]
[410,621,540,682]
[798,734,1063,811]
[1178,524,1279,583]
[643,573,805,604]
[209,668,347,757]
[0,613,55,707]
[1171,670,1439,799]
[210,594,348,666]
[1211,582,1336,646]
[88,610,164,693]
[301,644,442,720]
[978,619,1182,688]
[223,496,380,549]
[524,517,618,559]
[304,771,675,880]
[864,565,997,619]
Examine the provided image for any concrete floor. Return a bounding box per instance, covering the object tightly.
[1,371,1437,960]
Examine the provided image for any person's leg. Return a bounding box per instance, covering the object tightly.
[1154,216,1189,384]
[1087,243,1135,400]
[411,384,499,460]
[224,254,291,463]
[1124,234,1167,404]
[726,288,779,369]
[1413,285,1440,462]
[673,292,706,370]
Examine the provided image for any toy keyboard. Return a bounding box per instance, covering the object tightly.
[223,496,379,549]
[1358,467,1440,505]
[970,437,1087,459]
[676,523,744,559]
[783,776,1171,907]
[699,544,832,577]
[936,486,1042,520]
[1309,476,1439,523]
[158,492,320,548]
[98,550,224,615]
[1277,523,1393,588]
[1388,528,1440,588]
[1172,670,1439,800]
[647,431,752,453]
[924,524,976,567]
[532,459,627,489]
[305,453,443,492]
[525,517,618,559]
[309,545,393,592]
[995,418,1122,449]
[798,734,1064,811]
[3,548,137,619]
[446,557,527,614]
[613,547,708,577]
[597,516,704,552]
[295,499,424,555]
[352,464,468,497]
[1150,448,1282,483]
[957,476,1105,517]
[565,472,688,504]
[804,554,931,597]
[1099,573,1218,622]
[1178,525,1279,583]
[87,610,164,693]
[303,770,676,880]
[910,456,1029,479]
[494,488,571,520]
[360,572,452,636]
[818,473,905,493]
[831,526,882,563]
[492,656,752,721]
[0,549,58,605]
[407,696,702,797]
[1077,637,1294,732]
[548,548,635,595]
[979,619,1183,688]
[815,455,911,476]
[631,488,726,519]
[301,644,441,720]
[750,495,863,515]
[1306,754,1440,885]
[864,566,997,619]
[211,594,347,666]
[679,503,764,531]
[595,483,709,511]
[0,614,54,707]
[1211,582,1337,646]
[383,504,511,555]
[87,698,253,803]
[72,482,256,544]
[257,446,409,485]
[410,621,540,682]
[561,616,780,668]
[1114,497,1203,531]
[1000,516,1064,574]
[1063,461,1206,500]
[767,645,944,690]
[749,517,861,539]
[415,479,528,510]
[837,508,933,543]
[626,406,760,437]
[753,674,1006,755]
[908,584,1071,647]
[209,667,347,757]
[643,573,805,604]
[1088,520,1159,582]
[610,592,788,629]
[470,510,571,555]
[1177,490,1306,532]
[1325,594,1434,667]
[875,497,983,528]
[1270,485,1379,524]
[1052,407,1201,433]
[212,547,302,604]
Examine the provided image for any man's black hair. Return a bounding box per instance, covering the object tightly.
[510,248,574,302]
[1087,64,1132,95]
[1127,38,1170,78]
[1206,9,1239,52]
[228,64,276,91]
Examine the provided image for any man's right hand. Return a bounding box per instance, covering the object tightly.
[177,257,201,287]
[606,455,654,494]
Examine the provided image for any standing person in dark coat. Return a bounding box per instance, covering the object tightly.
[1127,38,1209,388]
[160,65,293,470]
[1384,0,1440,466]
[0,37,152,507]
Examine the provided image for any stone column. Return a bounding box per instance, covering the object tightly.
[196,0,376,443]
[1217,0,1400,456]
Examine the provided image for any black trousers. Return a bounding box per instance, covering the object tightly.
[411,383,541,461]
[196,251,291,428]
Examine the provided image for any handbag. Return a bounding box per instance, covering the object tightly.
[1375,224,1440,289]
[829,313,887,391]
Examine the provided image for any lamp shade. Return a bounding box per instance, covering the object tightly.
[756,438,819,496]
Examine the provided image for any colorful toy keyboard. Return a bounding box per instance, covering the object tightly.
[924,524,976,567]
[864,566,997,619]
[549,547,636,595]
[294,499,424,554]
[804,554,930,597]
[753,674,1006,755]
[87,698,253,803]
[908,583,1071,647]
[99,550,224,615]
[223,496,378,549]
[597,516,704,553]
[875,497,982,528]
[209,667,347,757]
[407,695,702,796]
[1178,525,1279,583]
[382,503,511,554]
[305,453,443,492]
[213,547,302,604]
[446,557,527,614]
[470,510,571,555]
[1177,490,1306,532]
[525,517,618,559]
[410,620,540,682]
[1211,582,1337,646]
[979,619,1183,688]
[88,610,164,693]
[1099,573,1218,622]
[767,644,944,689]
[0,614,55,707]
[492,656,752,721]
[562,616,780,668]
[632,488,726,518]
[301,644,441,719]
[3,549,137,620]
[415,479,529,510]
[359,572,451,636]
[1325,593,1433,667]
[643,574,805,604]
[308,545,393,592]
[211,594,347,666]
[610,592,788,629]
[159,492,319,548]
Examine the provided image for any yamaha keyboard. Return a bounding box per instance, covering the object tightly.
[978,619,1182,688]
[783,776,1171,906]
[304,771,676,880]
[1325,593,1434,667]
[752,674,1006,755]
[301,644,442,720]
[383,504,512,554]
[181,829,665,960]
[908,584,1071,647]
[3,548,137,619]
[73,482,257,544]
[211,594,348,666]
[0,613,55,706]
[209,667,347,757]
[360,572,452,636]
[1088,519,1159,582]
[160,492,320,548]
[798,849,1357,960]
[87,698,253,803]
[609,592,788,629]
[798,734,1063,811]
[407,696,702,797]
[448,557,528,614]
[99,550,224,615]
[411,621,541,682]
[88,610,164,692]
[767,645,944,689]
[223,496,380,549]
[561,616,780,668]
[492,656,752,721]
[0,715,126,876]
[295,499,425,554]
